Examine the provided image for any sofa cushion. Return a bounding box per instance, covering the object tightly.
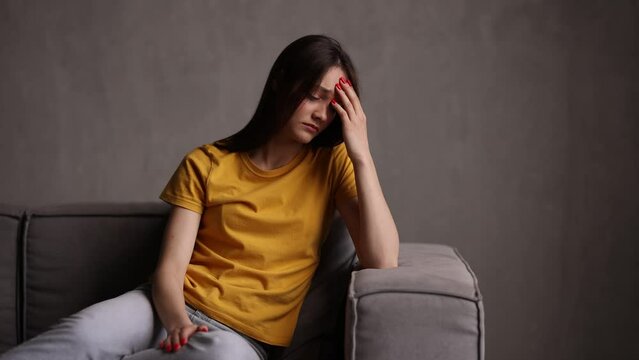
[23,202,168,340]
[0,205,23,353]
[345,243,484,360]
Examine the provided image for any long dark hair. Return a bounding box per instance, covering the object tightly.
[214,34,360,152]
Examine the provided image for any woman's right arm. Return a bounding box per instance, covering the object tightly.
[152,205,208,352]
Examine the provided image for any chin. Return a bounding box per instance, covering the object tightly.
[294,132,316,145]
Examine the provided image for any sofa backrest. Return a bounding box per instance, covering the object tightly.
[0,202,357,360]
[0,205,22,353]
[22,203,166,340]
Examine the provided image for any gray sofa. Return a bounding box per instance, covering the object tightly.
[0,202,484,360]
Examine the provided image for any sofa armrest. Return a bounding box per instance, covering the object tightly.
[344,243,484,360]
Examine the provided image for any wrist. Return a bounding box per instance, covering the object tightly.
[351,151,374,169]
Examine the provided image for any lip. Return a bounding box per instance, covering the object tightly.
[302,122,319,132]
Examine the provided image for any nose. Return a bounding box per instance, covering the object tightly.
[312,102,333,123]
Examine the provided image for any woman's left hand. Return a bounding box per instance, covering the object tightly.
[331,77,371,165]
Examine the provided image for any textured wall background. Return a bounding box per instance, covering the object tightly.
[1,0,638,359]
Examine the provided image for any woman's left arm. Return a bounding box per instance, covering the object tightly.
[331,77,399,269]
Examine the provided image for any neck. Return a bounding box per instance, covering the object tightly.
[248,137,307,171]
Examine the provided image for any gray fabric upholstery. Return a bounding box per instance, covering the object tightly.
[0,202,484,360]
[23,203,167,340]
[345,244,484,360]
[0,205,22,353]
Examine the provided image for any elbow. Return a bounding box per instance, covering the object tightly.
[355,234,400,269]
[359,257,398,270]
[372,264,397,270]
[152,266,183,288]
[377,259,399,269]
[360,263,398,270]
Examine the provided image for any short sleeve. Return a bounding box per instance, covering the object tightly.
[159,146,212,214]
[332,143,358,204]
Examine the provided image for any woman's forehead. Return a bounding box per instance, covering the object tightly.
[315,85,334,95]
[312,66,346,94]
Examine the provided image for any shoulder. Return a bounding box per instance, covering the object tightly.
[330,142,349,159]
[307,143,353,180]
[183,143,231,165]
[323,142,351,167]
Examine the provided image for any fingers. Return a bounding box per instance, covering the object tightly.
[161,331,178,352]
[178,327,189,347]
[197,325,209,332]
[337,76,364,116]
[159,324,209,353]
[159,328,184,353]
[332,76,366,125]
[333,82,355,122]
[171,329,181,351]
[330,97,349,125]
[331,88,351,124]
[159,333,172,352]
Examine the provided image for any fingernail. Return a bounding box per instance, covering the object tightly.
[180,338,187,345]
[159,340,164,348]
[173,344,180,351]
[347,79,352,86]
[165,344,171,352]
[336,83,342,91]
[331,99,337,105]
[339,77,346,84]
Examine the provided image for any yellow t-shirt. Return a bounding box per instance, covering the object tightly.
[159,142,357,346]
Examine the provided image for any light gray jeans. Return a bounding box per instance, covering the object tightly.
[0,284,273,360]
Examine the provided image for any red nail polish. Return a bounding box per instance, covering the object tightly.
[331,99,337,105]
[339,77,346,84]
[347,79,352,86]
[180,338,187,345]
[336,83,342,91]
[165,344,171,352]
[173,344,180,351]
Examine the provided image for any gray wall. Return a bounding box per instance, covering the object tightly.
[1,0,637,359]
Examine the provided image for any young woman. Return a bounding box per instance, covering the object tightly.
[1,34,399,360]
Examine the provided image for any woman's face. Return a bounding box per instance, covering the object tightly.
[283,66,346,145]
